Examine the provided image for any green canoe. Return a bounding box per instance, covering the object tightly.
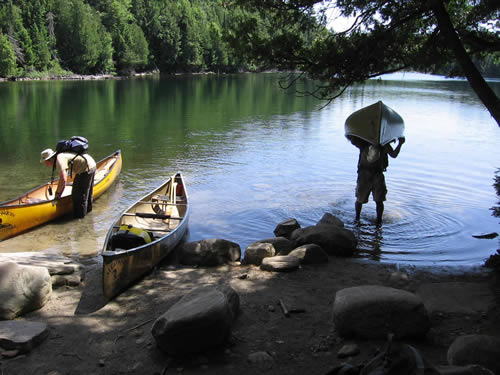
[344,101,405,145]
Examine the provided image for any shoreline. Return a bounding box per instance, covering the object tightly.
[2,251,499,374]
[0,69,246,83]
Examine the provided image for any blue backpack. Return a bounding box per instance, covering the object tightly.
[50,136,89,183]
[55,136,89,155]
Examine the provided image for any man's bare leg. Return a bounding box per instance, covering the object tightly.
[376,201,384,225]
[355,201,362,221]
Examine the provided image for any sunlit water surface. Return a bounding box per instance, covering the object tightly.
[0,73,499,268]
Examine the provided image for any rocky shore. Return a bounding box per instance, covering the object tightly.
[1,215,500,375]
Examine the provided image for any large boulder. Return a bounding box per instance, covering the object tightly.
[273,218,301,239]
[242,242,275,266]
[291,225,357,256]
[0,262,52,320]
[151,284,239,355]
[332,285,430,339]
[317,213,344,227]
[447,335,500,375]
[180,239,241,266]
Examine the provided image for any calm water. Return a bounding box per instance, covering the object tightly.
[0,73,499,267]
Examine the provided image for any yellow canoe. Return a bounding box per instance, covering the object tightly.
[0,150,122,241]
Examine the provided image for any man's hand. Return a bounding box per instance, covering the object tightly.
[398,137,406,145]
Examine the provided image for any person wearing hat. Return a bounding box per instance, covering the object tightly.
[348,135,405,224]
[40,148,97,218]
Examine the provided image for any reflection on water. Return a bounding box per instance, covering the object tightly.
[0,73,499,266]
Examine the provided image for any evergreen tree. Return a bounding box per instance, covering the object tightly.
[0,2,35,72]
[0,32,17,76]
[51,0,113,74]
[90,0,149,72]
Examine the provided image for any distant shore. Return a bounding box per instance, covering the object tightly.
[0,71,158,83]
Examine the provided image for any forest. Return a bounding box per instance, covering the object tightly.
[0,0,257,77]
[0,0,499,79]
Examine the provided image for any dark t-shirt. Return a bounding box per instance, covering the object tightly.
[357,143,389,173]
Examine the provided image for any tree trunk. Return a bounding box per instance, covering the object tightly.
[430,0,500,127]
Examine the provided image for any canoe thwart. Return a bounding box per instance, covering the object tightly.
[122,212,183,220]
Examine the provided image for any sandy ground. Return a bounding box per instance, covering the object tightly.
[1,256,500,375]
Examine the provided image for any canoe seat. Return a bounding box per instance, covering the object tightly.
[152,194,170,215]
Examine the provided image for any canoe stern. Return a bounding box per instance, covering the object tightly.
[345,101,405,145]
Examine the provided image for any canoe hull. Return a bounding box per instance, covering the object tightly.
[102,173,189,299]
[0,150,122,241]
[344,101,405,145]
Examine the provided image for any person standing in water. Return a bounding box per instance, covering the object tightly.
[40,148,96,218]
[349,136,405,224]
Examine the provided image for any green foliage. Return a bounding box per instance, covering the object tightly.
[0,32,17,77]
[93,0,148,72]
[51,0,114,74]
[493,168,500,219]
[0,2,36,71]
[1,0,263,75]
[231,0,500,92]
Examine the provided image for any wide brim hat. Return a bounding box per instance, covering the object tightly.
[40,148,57,163]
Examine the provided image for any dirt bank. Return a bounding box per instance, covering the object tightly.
[2,257,499,375]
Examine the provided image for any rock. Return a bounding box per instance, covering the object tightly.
[257,237,294,255]
[273,218,301,239]
[337,343,360,358]
[389,271,409,286]
[260,255,300,272]
[180,239,241,266]
[332,285,430,339]
[0,252,83,276]
[289,244,329,264]
[317,212,344,227]
[291,225,357,256]
[447,335,500,374]
[0,252,83,288]
[247,351,274,371]
[51,273,82,287]
[0,262,52,320]
[242,242,275,266]
[0,320,49,354]
[151,284,239,355]
[471,232,498,239]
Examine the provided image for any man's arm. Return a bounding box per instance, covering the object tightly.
[385,137,405,158]
[55,157,67,198]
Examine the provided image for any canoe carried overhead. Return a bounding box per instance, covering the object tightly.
[344,101,405,146]
[102,172,189,299]
[0,150,122,241]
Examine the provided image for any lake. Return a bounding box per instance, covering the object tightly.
[0,73,499,267]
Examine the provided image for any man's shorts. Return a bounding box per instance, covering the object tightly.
[356,169,387,203]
